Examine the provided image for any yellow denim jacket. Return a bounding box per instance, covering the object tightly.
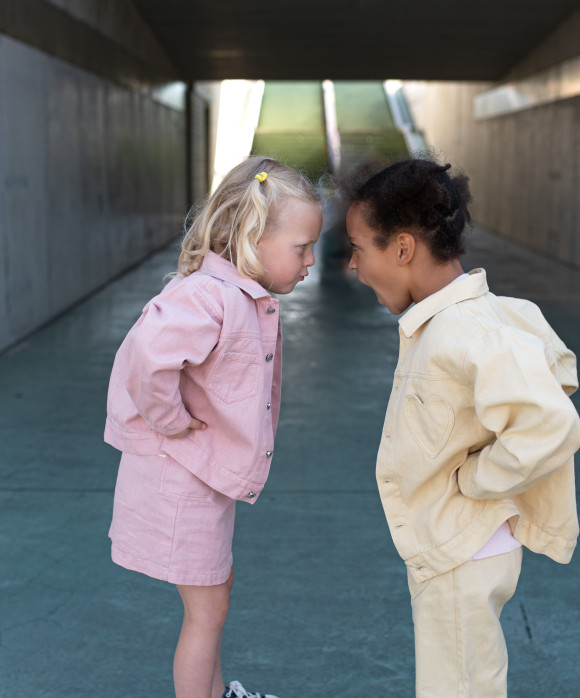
[377,269,580,583]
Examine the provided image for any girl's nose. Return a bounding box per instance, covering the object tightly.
[349,254,357,270]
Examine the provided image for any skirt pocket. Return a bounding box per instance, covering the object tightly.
[159,454,215,504]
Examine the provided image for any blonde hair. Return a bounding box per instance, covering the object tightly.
[178,156,322,279]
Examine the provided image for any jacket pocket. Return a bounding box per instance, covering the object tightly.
[159,454,215,504]
[208,352,261,403]
[404,393,455,458]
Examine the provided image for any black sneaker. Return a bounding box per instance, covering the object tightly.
[222,680,280,698]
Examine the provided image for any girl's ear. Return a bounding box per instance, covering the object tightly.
[395,232,416,266]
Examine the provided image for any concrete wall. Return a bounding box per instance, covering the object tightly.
[403,11,580,269]
[0,0,179,88]
[0,2,190,351]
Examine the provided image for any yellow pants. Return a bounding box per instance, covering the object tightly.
[408,547,523,698]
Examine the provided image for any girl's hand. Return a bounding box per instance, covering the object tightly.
[166,418,207,439]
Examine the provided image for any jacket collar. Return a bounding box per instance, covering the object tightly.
[199,251,272,300]
[398,268,488,338]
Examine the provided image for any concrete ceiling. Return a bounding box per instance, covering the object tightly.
[134,0,578,81]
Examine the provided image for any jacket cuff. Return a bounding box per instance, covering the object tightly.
[457,460,477,499]
[157,406,193,436]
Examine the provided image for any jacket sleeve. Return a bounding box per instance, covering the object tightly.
[124,283,222,436]
[546,324,579,397]
[457,326,580,500]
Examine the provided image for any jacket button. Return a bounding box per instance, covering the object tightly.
[267,307,276,314]
[266,353,274,362]
[248,492,256,498]
[266,402,272,409]
[266,450,274,457]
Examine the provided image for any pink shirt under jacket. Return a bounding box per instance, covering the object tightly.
[104,251,282,504]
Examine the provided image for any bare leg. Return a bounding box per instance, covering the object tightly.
[211,571,234,697]
[174,568,234,698]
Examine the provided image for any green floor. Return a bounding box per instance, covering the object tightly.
[1,222,579,697]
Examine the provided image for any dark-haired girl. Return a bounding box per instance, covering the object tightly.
[345,158,580,697]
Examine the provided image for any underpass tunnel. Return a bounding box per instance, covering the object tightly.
[1,3,580,697]
[2,2,580,350]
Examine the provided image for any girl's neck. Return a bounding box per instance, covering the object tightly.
[410,256,465,305]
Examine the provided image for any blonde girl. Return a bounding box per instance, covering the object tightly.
[105,156,323,698]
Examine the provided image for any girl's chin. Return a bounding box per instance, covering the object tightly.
[375,293,401,314]
[270,282,298,295]
[374,291,387,306]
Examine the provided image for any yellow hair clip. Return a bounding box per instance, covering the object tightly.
[255,171,268,183]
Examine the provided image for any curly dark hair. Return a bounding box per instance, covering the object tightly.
[350,157,473,261]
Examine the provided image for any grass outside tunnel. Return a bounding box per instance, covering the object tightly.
[251,80,408,179]
[251,81,328,180]
[251,133,328,181]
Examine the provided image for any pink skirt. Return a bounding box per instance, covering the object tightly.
[109,452,236,586]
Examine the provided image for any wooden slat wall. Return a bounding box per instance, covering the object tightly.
[407,80,580,269]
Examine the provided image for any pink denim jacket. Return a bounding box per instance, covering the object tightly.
[104,252,282,503]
